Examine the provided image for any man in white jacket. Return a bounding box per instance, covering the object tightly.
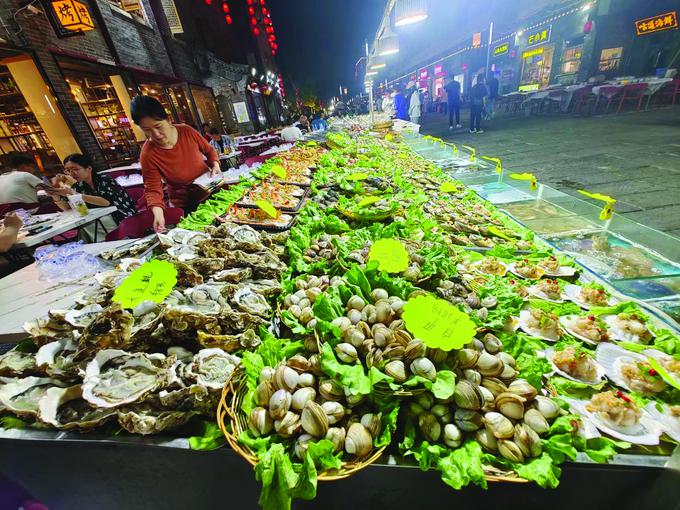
[407,81,422,125]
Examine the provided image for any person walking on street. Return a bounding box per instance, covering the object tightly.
[407,82,422,125]
[486,71,500,120]
[394,86,408,121]
[470,74,489,133]
[445,77,462,129]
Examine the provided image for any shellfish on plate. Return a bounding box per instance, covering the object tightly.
[546,346,605,385]
[596,343,666,395]
[562,284,615,310]
[603,313,655,344]
[559,314,610,345]
[526,279,564,303]
[516,309,563,342]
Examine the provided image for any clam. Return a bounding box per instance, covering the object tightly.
[321,401,346,425]
[524,408,550,435]
[308,354,324,376]
[454,380,484,410]
[335,343,358,364]
[382,344,405,360]
[292,387,316,412]
[484,411,514,439]
[410,357,437,381]
[269,389,292,420]
[346,394,365,407]
[499,364,518,382]
[372,325,394,347]
[514,423,542,458]
[361,413,382,438]
[347,309,363,325]
[249,407,274,436]
[287,355,311,374]
[301,400,329,438]
[326,427,346,453]
[416,392,435,410]
[480,377,508,398]
[384,360,407,383]
[498,352,516,368]
[298,373,316,388]
[457,349,480,369]
[479,386,495,411]
[428,348,448,365]
[332,316,352,332]
[274,411,301,437]
[375,301,392,324]
[362,304,378,324]
[347,295,366,311]
[534,396,561,420]
[371,288,389,302]
[345,423,373,457]
[274,364,299,392]
[419,412,441,442]
[255,381,275,407]
[454,409,483,432]
[507,379,537,401]
[463,369,482,386]
[498,439,525,463]
[404,340,427,366]
[475,427,498,452]
[443,423,463,448]
[495,392,526,420]
[476,352,504,377]
[294,434,313,460]
[343,326,366,348]
[318,378,344,401]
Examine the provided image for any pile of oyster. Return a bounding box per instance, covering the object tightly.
[249,356,383,460]
[0,346,240,435]
[406,334,562,463]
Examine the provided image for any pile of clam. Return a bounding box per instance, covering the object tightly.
[408,334,562,463]
[329,290,451,383]
[249,356,382,460]
[281,275,345,330]
[436,279,496,321]
[301,234,341,265]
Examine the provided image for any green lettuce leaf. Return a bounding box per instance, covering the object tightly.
[188,420,226,451]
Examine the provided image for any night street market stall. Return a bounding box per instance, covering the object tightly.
[0,121,679,509]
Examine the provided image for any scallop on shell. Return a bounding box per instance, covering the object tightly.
[602,314,655,344]
[562,284,615,310]
[644,402,680,443]
[558,315,606,345]
[595,343,667,395]
[516,310,562,342]
[525,285,564,303]
[545,348,605,386]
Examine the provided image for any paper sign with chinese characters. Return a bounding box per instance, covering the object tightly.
[402,295,477,351]
[112,260,177,309]
[636,11,677,36]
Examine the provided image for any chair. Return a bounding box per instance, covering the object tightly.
[616,83,648,113]
[105,207,184,241]
[571,86,595,115]
[125,185,147,211]
[593,86,622,114]
[652,79,680,107]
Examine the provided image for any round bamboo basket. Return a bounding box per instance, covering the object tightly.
[217,366,387,481]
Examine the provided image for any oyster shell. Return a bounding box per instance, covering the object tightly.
[217,310,268,335]
[0,377,69,417]
[196,329,260,352]
[35,339,79,379]
[157,384,217,416]
[64,304,104,328]
[233,287,272,318]
[38,385,116,430]
[183,348,241,390]
[75,303,135,360]
[117,406,195,435]
[211,267,253,283]
[0,349,39,377]
[23,316,71,346]
[82,350,177,408]
[167,244,198,261]
[162,308,221,343]
[187,258,227,277]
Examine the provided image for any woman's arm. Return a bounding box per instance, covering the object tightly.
[141,151,166,211]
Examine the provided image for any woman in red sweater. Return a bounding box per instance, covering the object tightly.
[131,96,220,232]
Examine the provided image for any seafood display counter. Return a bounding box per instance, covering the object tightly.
[1,129,679,510]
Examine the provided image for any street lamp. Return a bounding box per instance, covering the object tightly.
[377,30,399,56]
[394,0,428,27]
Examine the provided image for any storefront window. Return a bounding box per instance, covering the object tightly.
[167,85,196,126]
[190,85,222,132]
[561,46,582,75]
[520,46,554,91]
[59,59,140,166]
[139,83,177,123]
[599,47,623,72]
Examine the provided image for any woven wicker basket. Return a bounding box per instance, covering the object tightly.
[217,366,387,481]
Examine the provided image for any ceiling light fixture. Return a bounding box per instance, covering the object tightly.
[394,0,428,27]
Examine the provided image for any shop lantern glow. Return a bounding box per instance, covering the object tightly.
[394,0,428,27]
[50,0,95,33]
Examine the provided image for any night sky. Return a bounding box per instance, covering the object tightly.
[268,0,384,101]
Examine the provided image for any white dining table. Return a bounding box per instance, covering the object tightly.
[0,239,130,342]
[12,207,118,249]
[100,162,142,175]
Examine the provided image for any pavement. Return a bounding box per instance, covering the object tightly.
[418,105,680,237]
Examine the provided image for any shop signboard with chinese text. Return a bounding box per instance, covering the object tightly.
[493,43,509,57]
[47,0,95,37]
[472,32,482,48]
[418,69,428,89]
[527,25,552,47]
[434,64,445,76]
[635,12,677,36]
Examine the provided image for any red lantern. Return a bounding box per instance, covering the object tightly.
[247,0,253,4]
[253,27,260,36]
[260,0,265,4]
[248,6,254,14]
[225,14,232,24]
[250,17,257,26]
[204,0,212,4]
[222,2,229,12]
[266,26,273,33]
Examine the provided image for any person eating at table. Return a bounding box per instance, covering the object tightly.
[48,154,138,240]
[0,153,46,206]
[208,127,235,155]
[131,95,221,233]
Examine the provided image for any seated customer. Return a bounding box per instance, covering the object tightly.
[49,154,138,224]
[0,212,22,252]
[0,153,45,205]
[280,118,304,142]
[208,128,235,154]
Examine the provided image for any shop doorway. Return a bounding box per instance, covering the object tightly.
[520,45,555,91]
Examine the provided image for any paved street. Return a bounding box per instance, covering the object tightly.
[418,106,680,237]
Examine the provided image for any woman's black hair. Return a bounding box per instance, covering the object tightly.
[63,153,93,169]
[130,95,169,124]
[209,127,220,135]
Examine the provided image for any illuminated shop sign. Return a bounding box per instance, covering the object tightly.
[522,47,544,59]
[434,64,444,76]
[472,32,482,48]
[419,69,428,79]
[493,43,509,57]
[635,11,678,35]
[48,0,95,37]
[527,25,551,47]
